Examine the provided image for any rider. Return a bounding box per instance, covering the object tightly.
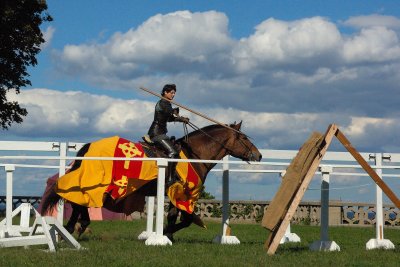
[147,84,189,185]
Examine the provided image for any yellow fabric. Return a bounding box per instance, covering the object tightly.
[125,156,158,194]
[167,152,203,213]
[56,136,119,207]
[55,137,203,213]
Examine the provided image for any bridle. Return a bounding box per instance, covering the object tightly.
[183,122,257,162]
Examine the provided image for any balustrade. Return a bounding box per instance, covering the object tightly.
[2,196,399,227]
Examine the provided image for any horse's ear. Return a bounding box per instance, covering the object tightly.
[233,121,242,130]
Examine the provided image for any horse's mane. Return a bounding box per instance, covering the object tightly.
[176,124,237,155]
[177,124,231,142]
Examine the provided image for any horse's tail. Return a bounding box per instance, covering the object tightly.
[40,143,91,216]
[40,183,61,216]
[70,143,91,172]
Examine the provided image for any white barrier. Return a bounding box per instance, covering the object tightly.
[0,164,81,251]
[1,141,400,251]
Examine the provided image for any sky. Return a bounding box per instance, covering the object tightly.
[2,0,400,203]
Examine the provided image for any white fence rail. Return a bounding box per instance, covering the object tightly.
[1,141,400,251]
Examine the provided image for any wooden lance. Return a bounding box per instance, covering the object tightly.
[139,86,243,134]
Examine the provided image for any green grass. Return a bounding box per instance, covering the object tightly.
[1,220,400,267]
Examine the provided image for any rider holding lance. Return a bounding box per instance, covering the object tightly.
[147,84,189,185]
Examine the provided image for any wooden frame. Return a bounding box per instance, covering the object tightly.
[263,124,400,255]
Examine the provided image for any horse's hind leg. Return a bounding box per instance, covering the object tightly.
[66,203,90,236]
[65,203,81,234]
[76,205,90,237]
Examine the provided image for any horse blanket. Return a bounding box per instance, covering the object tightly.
[55,136,202,214]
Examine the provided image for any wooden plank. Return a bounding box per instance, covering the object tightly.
[261,132,323,230]
[335,129,400,209]
[265,124,338,255]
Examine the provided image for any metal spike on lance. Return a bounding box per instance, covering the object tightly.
[139,86,245,135]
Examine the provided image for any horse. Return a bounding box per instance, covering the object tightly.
[40,121,262,241]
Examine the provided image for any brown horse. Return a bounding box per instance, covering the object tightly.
[40,121,262,241]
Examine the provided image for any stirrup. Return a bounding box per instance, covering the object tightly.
[142,134,153,144]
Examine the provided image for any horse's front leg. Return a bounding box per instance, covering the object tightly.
[173,211,194,233]
[164,208,194,241]
[163,202,179,242]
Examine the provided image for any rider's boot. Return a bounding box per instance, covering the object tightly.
[158,139,179,186]
[167,161,178,187]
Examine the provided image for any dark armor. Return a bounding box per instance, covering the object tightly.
[148,99,177,138]
[147,98,188,185]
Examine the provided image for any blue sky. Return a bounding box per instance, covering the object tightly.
[3,1,400,202]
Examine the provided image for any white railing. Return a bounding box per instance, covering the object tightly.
[1,141,400,251]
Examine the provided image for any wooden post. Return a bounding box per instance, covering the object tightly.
[335,129,400,209]
[263,124,400,254]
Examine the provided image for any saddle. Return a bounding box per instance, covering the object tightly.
[141,134,182,158]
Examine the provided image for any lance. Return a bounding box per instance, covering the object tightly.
[139,86,243,134]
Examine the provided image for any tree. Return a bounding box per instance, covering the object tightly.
[200,186,215,199]
[0,0,52,129]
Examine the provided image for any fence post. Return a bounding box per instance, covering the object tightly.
[279,170,301,244]
[0,164,23,238]
[145,158,171,246]
[57,142,67,224]
[366,153,395,250]
[138,196,155,240]
[310,165,340,251]
[5,165,15,236]
[213,156,240,244]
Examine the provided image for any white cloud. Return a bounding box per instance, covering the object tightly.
[342,26,400,63]
[342,117,395,137]
[109,11,232,62]
[94,99,154,133]
[342,14,400,29]
[52,12,400,74]
[56,10,234,80]
[233,17,341,71]
[7,89,400,154]
[7,89,153,139]
[49,12,400,122]
[7,12,400,155]
[41,26,55,49]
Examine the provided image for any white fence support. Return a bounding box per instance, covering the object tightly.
[57,143,67,225]
[145,159,172,246]
[3,164,18,237]
[0,164,80,251]
[278,171,301,244]
[138,196,155,240]
[280,223,301,244]
[366,153,395,250]
[213,156,240,244]
[310,166,340,251]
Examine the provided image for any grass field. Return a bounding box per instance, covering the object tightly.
[1,219,400,267]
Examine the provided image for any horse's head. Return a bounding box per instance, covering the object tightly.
[226,121,262,162]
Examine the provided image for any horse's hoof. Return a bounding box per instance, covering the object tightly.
[165,233,174,243]
[64,224,75,234]
[77,220,91,237]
